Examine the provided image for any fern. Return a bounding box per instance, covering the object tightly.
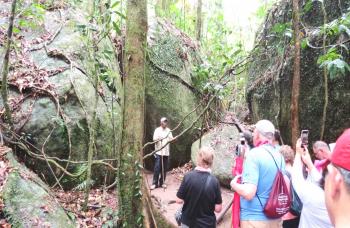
[73,179,95,191]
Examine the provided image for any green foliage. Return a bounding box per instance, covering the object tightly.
[301,38,309,49]
[154,0,276,110]
[156,1,197,37]
[320,12,350,38]
[62,164,88,187]
[317,48,350,79]
[271,22,292,38]
[315,11,350,79]
[192,8,248,106]
[255,1,276,20]
[303,0,313,14]
[14,2,46,33]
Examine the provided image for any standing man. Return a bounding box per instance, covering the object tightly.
[151,117,173,190]
[230,120,285,228]
[325,129,350,228]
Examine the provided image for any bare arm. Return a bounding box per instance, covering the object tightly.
[176,197,184,204]
[231,176,257,201]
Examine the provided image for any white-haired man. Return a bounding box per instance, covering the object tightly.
[313,141,332,173]
[151,117,173,190]
[230,120,286,228]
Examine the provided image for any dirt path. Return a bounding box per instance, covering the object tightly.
[146,172,233,227]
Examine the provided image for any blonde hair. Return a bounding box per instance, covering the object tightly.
[197,147,214,168]
[279,145,295,165]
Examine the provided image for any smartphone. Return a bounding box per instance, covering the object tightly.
[301,130,309,147]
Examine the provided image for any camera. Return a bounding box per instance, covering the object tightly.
[240,132,245,145]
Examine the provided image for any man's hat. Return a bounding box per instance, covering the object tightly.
[160,117,168,123]
[331,129,350,171]
[255,120,275,138]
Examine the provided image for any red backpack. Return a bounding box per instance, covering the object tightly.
[257,148,291,218]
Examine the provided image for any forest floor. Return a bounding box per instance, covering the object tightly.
[146,169,233,227]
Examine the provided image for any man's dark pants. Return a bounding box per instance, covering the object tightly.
[152,154,168,187]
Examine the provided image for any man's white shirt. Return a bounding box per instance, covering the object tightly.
[153,127,173,156]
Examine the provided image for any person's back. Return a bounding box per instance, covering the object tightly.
[176,147,222,228]
[298,184,331,228]
[231,119,286,228]
[240,144,285,221]
[177,170,221,227]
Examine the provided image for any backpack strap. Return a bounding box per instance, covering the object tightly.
[185,173,212,217]
[263,145,282,170]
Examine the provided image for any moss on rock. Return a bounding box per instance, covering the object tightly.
[0,5,122,188]
[2,152,75,227]
[145,19,202,169]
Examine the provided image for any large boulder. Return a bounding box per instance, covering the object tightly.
[0,3,122,187]
[247,0,350,144]
[144,18,202,169]
[191,124,240,186]
[1,148,75,227]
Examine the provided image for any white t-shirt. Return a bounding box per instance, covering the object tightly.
[153,127,173,156]
[292,156,333,228]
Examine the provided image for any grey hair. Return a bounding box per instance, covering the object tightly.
[313,141,330,150]
[338,166,350,193]
[257,130,274,141]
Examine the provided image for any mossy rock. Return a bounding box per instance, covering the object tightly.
[247,0,350,144]
[191,124,240,187]
[2,151,75,227]
[0,4,122,187]
[144,19,202,169]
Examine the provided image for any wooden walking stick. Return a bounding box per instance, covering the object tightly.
[216,197,234,224]
[161,153,166,191]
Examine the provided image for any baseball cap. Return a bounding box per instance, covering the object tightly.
[330,129,350,171]
[160,117,168,122]
[255,120,275,138]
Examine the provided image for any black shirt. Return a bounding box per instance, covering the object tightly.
[176,170,222,228]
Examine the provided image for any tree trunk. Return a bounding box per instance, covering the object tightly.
[161,0,168,12]
[196,0,202,41]
[291,0,300,148]
[82,0,101,211]
[118,0,147,226]
[1,0,17,124]
[320,2,328,140]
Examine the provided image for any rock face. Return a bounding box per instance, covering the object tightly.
[144,18,202,169]
[0,3,122,187]
[191,124,240,186]
[247,0,350,144]
[2,149,75,227]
